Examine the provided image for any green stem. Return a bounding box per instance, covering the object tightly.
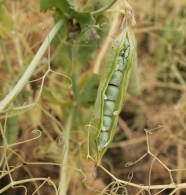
[58,104,75,195]
[0,19,65,112]
[0,39,15,78]
[0,122,8,167]
[91,0,118,15]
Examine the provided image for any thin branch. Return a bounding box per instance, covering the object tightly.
[91,0,118,15]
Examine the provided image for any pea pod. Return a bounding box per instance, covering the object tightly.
[88,25,137,165]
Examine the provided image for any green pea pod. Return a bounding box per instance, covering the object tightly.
[88,25,136,165]
[127,34,140,95]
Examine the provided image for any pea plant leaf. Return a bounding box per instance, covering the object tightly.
[40,0,96,41]
[5,116,19,145]
[77,74,99,108]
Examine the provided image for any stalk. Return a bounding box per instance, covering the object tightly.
[58,104,75,195]
[91,0,118,15]
[0,19,65,112]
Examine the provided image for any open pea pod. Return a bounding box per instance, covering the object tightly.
[88,25,137,165]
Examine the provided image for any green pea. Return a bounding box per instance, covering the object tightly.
[124,39,130,50]
[109,70,123,86]
[124,47,130,58]
[123,58,127,66]
[98,131,109,149]
[103,100,116,116]
[117,56,126,71]
[105,85,119,101]
[117,56,123,64]
[119,49,125,56]
[102,116,112,131]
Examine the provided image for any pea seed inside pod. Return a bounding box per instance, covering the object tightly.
[98,131,109,149]
[117,55,127,71]
[124,47,130,58]
[103,100,116,116]
[105,85,119,101]
[119,50,125,56]
[123,58,127,66]
[109,70,123,86]
[124,39,130,50]
[102,116,112,131]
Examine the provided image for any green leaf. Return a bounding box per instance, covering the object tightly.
[77,74,99,108]
[42,87,69,105]
[53,38,100,71]
[40,0,95,41]
[5,116,19,145]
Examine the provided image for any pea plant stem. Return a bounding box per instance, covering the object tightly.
[91,0,118,15]
[0,19,65,112]
[58,104,75,195]
[0,40,15,78]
